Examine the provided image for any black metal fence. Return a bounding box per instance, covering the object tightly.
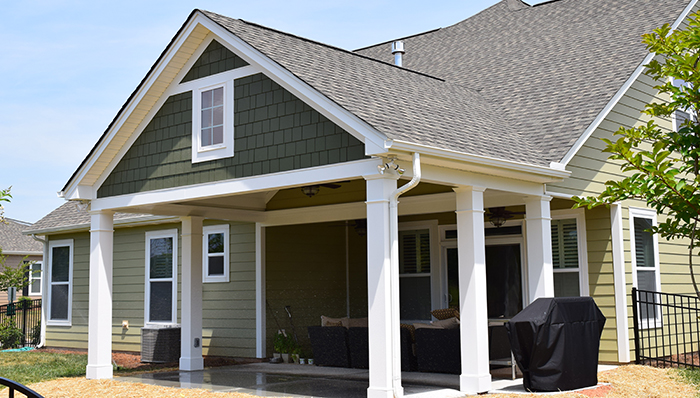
[0,298,41,348]
[632,287,700,368]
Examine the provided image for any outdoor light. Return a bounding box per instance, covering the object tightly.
[301,185,320,197]
[487,207,514,228]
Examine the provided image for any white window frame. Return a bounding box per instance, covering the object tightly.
[191,79,234,163]
[629,207,662,329]
[551,208,590,297]
[399,220,439,323]
[671,77,696,132]
[145,229,179,326]
[47,240,73,326]
[28,261,42,296]
[203,224,230,283]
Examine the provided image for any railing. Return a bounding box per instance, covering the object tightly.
[0,376,43,398]
[0,299,41,348]
[632,288,700,368]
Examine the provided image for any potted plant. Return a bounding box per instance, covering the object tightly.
[291,346,301,364]
[273,330,286,361]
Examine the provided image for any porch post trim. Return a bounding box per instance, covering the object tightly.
[364,173,400,398]
[86,210,114,379]
[454,186,491,394]
[255,222,267,358]
[611,203,631,362]
[525,195,554,302]
[180,216,204,371]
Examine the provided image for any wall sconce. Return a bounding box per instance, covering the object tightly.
[122,320,129,330]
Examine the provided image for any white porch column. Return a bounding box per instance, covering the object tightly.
[525,195,554,302]
[86,210,114,379]
[365,173,399,398]
[454,186,491,394]
[180,216,204,371]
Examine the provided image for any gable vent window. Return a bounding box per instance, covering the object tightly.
[192,80,234,163]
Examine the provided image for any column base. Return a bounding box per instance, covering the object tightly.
[460,373,491,395]
[86,364,113,379]
[367,386,394,398]
[180,356,204,371]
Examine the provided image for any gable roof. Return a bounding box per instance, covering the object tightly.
[355,0,694,164]
[0,219,42,254]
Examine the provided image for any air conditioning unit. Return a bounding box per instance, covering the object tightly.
[141,325,181,363]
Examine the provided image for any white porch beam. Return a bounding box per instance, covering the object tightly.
[525,195,554,302]
[454,187,491,394]
[365,173,401,398]
[180,216,204,371]
[86,210,114,379]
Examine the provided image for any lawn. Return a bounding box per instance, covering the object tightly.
[0,351,87,387]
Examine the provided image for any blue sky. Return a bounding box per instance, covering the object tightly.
[0,0,515,223]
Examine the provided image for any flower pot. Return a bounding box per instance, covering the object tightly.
[273,352,281,359]
[308,358,314,365]
[299,358,306,365]
[281,353,290,363]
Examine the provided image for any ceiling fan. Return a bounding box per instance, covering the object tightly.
[486,207,525,228]
[300,182,344,197]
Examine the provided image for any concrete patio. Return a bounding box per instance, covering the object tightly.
[117,363,617,397]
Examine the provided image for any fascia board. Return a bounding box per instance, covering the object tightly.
[390,140,570,184]
[90,158,380,212]
[62,15,207,200]
[198,13,389,155]
[0,251,43,256]
[22,215,181,236]
[560,0,699,166]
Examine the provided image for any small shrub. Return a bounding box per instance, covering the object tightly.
[0,319,23,349]
[29,320,41,346]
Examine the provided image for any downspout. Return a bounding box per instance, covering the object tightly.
[31,234,47,348]
[389,153,421,397]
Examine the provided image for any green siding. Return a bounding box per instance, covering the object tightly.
[45,221,257,357]
[98,73,366,198]
[181,39,249,83]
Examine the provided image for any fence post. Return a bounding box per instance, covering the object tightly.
[21,301,27,347]
[631,287,641,364]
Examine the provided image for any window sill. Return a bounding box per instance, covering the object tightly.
[47,320,72,327]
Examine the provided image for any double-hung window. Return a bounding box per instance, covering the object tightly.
[551,209,589,297]
[145,230,178,325]
[203,225,229,283]
[23,261,42,296]
[630,208,661,328]
[192,80,234,163]
[48,240,73,325]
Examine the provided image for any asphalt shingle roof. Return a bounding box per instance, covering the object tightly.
[0,219,42,253]
[28,202,146,233]
[355,0,690,163]
[202,11,543,165]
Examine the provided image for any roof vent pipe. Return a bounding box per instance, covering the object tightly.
[392,41,405,67]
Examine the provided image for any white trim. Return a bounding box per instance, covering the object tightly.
[192,80,235,163]
[611,203,631,363]
[629,207,662,329]
[255,223,266,358]
[398,220,439,322]
[145,229,179,326]
[28,261,42,296]
[560,0,700,166]
[47,239,73,326]
[202,225,230,283]
[551,208,590,297]
[91,159,379,212]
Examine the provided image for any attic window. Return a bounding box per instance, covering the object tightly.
[192,79,234,163]
[672,78,696,132]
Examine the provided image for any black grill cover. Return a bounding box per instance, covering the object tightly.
[505,297,606,392]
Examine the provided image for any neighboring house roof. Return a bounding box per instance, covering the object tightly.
[355,0,691,163]
[0,219,42,254]
[25,202,169,235]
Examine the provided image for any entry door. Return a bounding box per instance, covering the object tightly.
[444,241,524,318]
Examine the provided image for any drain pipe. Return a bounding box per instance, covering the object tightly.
[31,234,47,348]
[389,153,421,397]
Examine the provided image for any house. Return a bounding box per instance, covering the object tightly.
[24,0,700,396]
[0,218,42,306]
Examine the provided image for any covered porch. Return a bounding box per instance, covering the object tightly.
[83,154,564,396]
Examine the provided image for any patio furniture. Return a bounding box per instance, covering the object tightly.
[414,327,460,374]
[489,319,518,380]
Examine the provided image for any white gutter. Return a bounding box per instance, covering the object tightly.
[30,234,47,349]
[389,153,421,398]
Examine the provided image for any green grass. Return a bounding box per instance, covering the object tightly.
[0,351,87,387]
[674,367,700,396]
